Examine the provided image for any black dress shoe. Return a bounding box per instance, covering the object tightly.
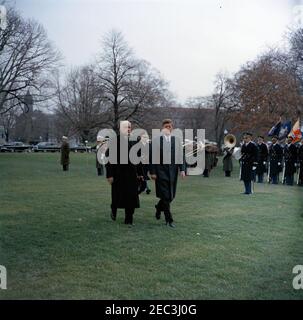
[166,222,175,228]
[110,213,116,221]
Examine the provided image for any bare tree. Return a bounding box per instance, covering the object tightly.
[0,5,60,114]
[96,30,171,132]
[210,72,237,146]
[0,102,18,141]
[54,65,109,142]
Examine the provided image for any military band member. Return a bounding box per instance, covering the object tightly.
[222,146,233,177]
[149,119,186,228]
[105,121,143,226]
[297,138,303,186]
[60,136,70,171]
[240,132,258,194]
[268,135,283,184]
[256,136,268,183]
[283,136,297,185]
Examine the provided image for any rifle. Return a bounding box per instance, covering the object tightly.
[297,164,301,185]
[281,162,286,184]
[267,161,271,183]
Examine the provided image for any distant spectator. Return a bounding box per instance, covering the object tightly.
[61,136,70,171]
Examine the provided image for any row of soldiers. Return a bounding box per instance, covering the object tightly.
[223,134,303,186]
[257,135,303,186]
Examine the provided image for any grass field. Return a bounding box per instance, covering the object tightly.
[0,152,303,300]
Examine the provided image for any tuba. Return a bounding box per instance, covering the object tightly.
[224,134,236,149]
[224,134,242,160]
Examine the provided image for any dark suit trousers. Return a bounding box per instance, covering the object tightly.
[157,199,173,223]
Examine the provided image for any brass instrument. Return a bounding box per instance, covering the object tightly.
[223,134,242,160]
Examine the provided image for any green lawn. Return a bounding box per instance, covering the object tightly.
[0,153,303,299]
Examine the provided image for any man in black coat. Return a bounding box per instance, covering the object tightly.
[297,138,303,186]
[268,136,283,184]
[240,132,258,194]
[105,121,143,226]
[149,119,186,228]
[256,136,268,183]
[60,136,70,171]
[283,136,298,186]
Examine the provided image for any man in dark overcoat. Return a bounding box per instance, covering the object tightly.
[240,132,258,194]
[283,136,298,186]
[149,119,186,228]
[60,136,70,171]
[268,136,283,184]
[105,121,143,226]
[256,136,268,183]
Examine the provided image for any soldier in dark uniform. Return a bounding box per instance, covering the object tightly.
[105,121,143,226]
[297,138,303,186]
[60,136,70,171]
[268,135,283,184]
[256,136,268,183]
[240,132,258,194]
[283,136,298,186]
[222,146,233,177]
[149,119,186,228]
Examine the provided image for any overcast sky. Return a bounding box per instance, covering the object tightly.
[14,0,301,102]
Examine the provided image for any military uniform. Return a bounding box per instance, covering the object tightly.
[60,140,70,171]
[297,143,303,186]
[268,143,283,184]
[283,143,297,185]
[256,142,268,183]
[222,147,233,177]
[240,141,258,194]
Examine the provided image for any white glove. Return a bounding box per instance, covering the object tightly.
[263,161,266,165]
[252,166,257,170]
[278,162,281,166]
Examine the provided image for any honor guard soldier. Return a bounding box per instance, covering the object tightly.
[240,132,258,194]
[297,137,303,186]
[283,136,297,185]
[256,136,268,183]
[268,135,283,184]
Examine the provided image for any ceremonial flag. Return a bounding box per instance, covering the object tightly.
[278,120,292,140]
[268,120,281,137]
[288,119,302,143]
